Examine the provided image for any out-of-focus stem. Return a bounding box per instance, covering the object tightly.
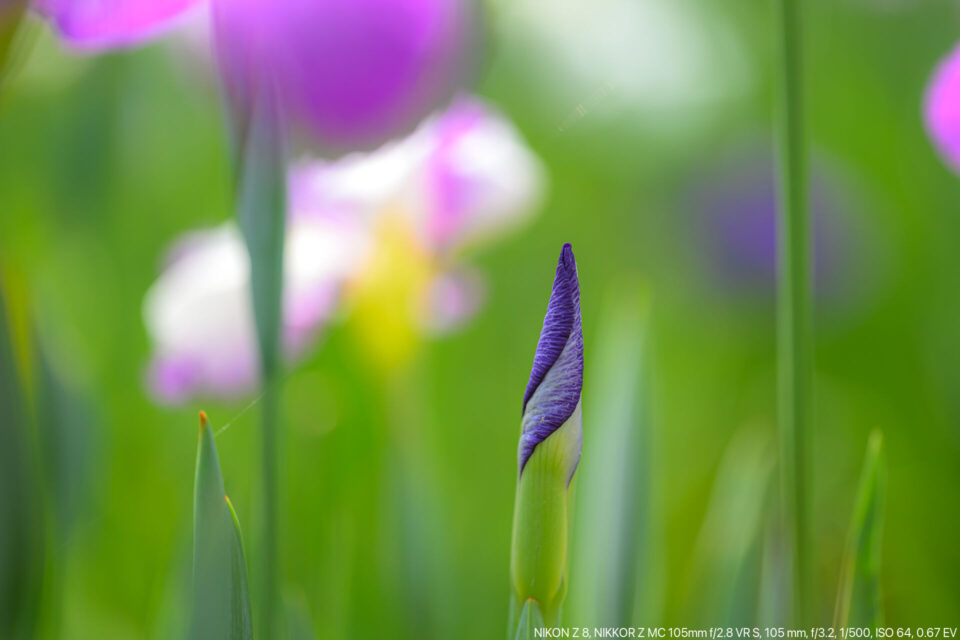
[258,373,280,637]
[774,0,812,625]
[235,86,286,639]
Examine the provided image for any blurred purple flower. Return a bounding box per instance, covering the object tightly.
[687,151,851,297]
[144,97,545,402]
[519,243,583,480]
[35,0,205,49]
[924,42,960,173]
[213,0,472,153]
[38,0,473,152]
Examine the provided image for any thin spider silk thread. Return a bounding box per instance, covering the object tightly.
[212,370,294,437]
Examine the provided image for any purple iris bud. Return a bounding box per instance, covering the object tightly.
[519,243,583,478]
[924,42,960,173]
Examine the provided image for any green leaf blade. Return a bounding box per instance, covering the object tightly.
[685,427,775,626]
[0,282,44,639]
[234,81,286,640]
[235,89,286,377]
[834,431,886,629]
[569,282,658,628]
[513,598,546,640]
[190,412,253,640]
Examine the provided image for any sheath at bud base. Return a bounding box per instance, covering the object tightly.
[510,401,582,625]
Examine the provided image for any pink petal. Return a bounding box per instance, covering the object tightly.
[924,42,960,173]
[423,98,546,251]
[417,267,486,334]
[38,0,205,50]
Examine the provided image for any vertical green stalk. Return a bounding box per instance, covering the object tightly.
[774,0,812,626]
[833,432,885,630]
[257,377,281,638]
[235,86,286,639]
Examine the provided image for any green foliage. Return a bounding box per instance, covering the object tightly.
[235,84,288,639]
[510,407,580,626]
[0,283,44,639]
[190,413,253,640]
[236,89,286,378]
[568,281,659,628]
[0,0,27,86]
[834,431,886,629]
[686,428,774,626]
[513,598,546,640]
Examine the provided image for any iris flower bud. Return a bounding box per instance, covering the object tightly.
[510,243,583,625]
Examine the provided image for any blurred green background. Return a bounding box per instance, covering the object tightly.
[2,0,960,638]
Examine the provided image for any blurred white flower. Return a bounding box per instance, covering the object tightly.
[497,0,752,130]
[289,96,546,252]
[144,217,368,403]
[144,96,546,401]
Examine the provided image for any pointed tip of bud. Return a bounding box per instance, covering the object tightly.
[522,244,581,412]
[557,243,577,286]
[198,410,209,433]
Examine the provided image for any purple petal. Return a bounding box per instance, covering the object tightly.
[37,0,205,50]
[212,0,474,154]
[518,243,583,475]
[925,42,960,173]
[147,350,259,405]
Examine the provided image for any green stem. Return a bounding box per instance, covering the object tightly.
[775,0,812,626]
[235,86,286,638]
[258,374,280,638]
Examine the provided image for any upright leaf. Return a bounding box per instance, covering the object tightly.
[236,86,286,377]
[33,341,100,638]
[834,431,885,629]
[190,412,253,640]
[284,590,318,640]
[568,281,661,627]
[513,598,546,640]
[0,282,43,639]
[685,427,774,626]
[757,503,790,627]
[234,79,287,640]
[0,0,27,87]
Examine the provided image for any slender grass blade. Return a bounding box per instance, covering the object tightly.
[685,427,774,626]
[568,282,659,628]
[0,282,44,639]
[834,431,885,629]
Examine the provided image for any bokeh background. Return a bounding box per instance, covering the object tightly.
[2,0,960,638]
